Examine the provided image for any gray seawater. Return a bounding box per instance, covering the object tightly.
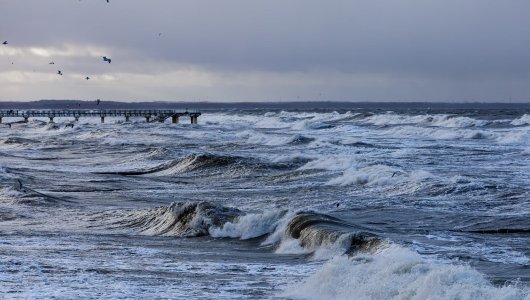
[1,108,530,299]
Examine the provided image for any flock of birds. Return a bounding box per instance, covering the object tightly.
[2,0,169,108]
[2,0,112,82]
[2,1,111,108]
[3,39,112,81]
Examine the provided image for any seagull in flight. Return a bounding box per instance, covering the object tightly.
[57,70,63,76]
[2,41,7,45]
[102,56,111,63]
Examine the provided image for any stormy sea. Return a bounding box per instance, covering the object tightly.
[1,103,530,299]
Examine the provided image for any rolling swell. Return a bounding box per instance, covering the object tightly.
[107,201,381,258]
[98,153,295,176]
[111,201,241,237]
[282,212,381,256]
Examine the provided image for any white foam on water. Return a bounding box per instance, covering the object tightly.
[283,244,530,300]
[299,156,357,172]
[209,209,286,240]
[362,113,488,128]
[380,125,493,141]
[326,164,399,186]
[496,130,530,145]
[511,114,530,126]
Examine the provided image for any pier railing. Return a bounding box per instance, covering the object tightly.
[0,109,201,124]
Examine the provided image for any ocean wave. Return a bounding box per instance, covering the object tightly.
[283,244,529,300]
[511,114,530,126]
[110,201,241,237]
[495,130,530,144]
[0,178,71,206]
[361,113,489,128]
[379,125,494,141]
[98,153,252,176]
[240,130,316,146]
[209,209,287,239]
[1,137,40,145]
[97,152,298,177]
[267,212,381,260]
[105,201,381,259]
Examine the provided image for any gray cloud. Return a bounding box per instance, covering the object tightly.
[1,0,530,101]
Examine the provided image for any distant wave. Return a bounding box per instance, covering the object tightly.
[0,177,72,206]
[511,114,530,126]
[1,137,40,145]
[359,113,490,128]
[466,228,530,234]
[97,153,296,176]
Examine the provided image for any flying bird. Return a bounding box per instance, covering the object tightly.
[57,70,63,76]
[102,56,111,63]
[85,76,90,80]
[2,41,7,45]
[49,62,55,64]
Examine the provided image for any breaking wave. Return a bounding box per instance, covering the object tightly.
[267,212,381,260]
[109,201,241,237]
[361,113,489,128]
[99,153,300,177]
[511,114,530,126]
[104,202,381,258]
[284,245,529,300]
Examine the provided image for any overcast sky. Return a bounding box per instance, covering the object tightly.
[1,0,529,102]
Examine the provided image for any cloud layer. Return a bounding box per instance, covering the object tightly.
[1,0,530,102]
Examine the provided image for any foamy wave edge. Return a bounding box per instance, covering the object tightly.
[283,244,530,300]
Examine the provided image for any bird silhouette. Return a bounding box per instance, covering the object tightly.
[57,70,63,76]
[85,76,90,80]
[102,56,111,63]
[49,62,55,64]
[2,41,7,45]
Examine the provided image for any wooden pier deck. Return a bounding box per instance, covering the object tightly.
[0,109,201,124]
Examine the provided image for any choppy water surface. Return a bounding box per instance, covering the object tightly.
[1,107,530,299]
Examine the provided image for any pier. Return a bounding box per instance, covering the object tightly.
[0,109,201,124]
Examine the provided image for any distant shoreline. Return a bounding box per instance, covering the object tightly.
[1,100,529,111]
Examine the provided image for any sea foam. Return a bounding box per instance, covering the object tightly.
[284,245,529,300]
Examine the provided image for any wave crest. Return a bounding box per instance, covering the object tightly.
[112,201,241,237]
